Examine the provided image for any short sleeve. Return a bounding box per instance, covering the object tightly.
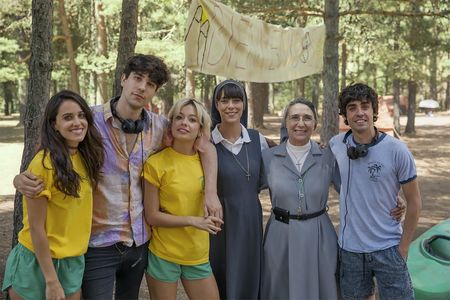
[27,150,53,200]
[395,142,417,184]
[143,156,162,188]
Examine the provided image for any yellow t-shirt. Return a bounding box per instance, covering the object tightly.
[18,150,93,258]
[143,147,208,265]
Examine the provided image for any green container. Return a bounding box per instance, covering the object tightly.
[407,219,450,300]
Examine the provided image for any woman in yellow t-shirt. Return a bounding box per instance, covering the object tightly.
[2,90,104,300]
[143,98,222,300]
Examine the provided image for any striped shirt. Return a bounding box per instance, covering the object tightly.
[89,99,167,247]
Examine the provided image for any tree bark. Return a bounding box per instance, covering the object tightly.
[13,0,53,247]
[393,79,401,134]
[312,74,321,110]
[246,82,267,129]
[445,75,450,111]
[113,0,139,98]
[3,82,14,116]
[57,0,80,93]
[404,80,417,134]
[202,75,213,112]
[429,49,438,101]
[159,76,174,116]
[185,68,195,98]
[95,0,108,102]
[340,42,347,90]
[320,0,339,142]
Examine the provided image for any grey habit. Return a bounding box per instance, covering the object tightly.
[261,141,340,300]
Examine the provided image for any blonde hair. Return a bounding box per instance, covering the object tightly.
[168,98,212,141]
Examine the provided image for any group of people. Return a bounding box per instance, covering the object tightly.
[2,53,421,300]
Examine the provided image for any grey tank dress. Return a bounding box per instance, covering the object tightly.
[210,129,264,300]
[261,141,340,300]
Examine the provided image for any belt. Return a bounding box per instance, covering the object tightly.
[290,207,327,220]
[273,206,327,224]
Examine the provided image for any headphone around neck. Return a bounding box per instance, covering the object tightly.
[110,97,146,134]
[342,128,379,160]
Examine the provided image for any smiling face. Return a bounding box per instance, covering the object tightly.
[286,103,316,146]
[344,99,375,134]
[53,99,88,148]
[215,90,244,125]
[120,71,158,110]
[171,104,201,143]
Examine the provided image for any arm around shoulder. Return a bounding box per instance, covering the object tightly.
[398,178,422,259]
[198,142,222,220]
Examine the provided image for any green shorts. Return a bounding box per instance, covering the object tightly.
[2,243,84,299]
[146,251,212,283]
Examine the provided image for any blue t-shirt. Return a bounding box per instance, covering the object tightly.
[330,132,417,253]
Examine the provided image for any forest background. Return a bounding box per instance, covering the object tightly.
[0,0,449,298]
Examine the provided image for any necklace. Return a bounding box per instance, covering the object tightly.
[231,143,250,181]
[290,151,303,169]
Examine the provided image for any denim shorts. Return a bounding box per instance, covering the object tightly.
[339,245,414,300]
[146,251,212,283]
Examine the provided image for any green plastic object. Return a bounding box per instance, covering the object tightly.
[407,219,450,300]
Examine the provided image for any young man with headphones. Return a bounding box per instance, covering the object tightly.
[14,54,222,299]
[329,83,421,300]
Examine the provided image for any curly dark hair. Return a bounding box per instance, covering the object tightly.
[338,83,379,125]
[122,54,170,88]
[40,90,104,198]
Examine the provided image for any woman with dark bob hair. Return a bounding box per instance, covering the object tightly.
[2,90,104,300]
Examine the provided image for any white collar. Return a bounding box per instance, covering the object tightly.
[212,123,251,145]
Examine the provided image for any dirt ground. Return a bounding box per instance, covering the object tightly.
[0,112,449,299]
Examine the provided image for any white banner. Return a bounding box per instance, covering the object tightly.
[185,0,325,83]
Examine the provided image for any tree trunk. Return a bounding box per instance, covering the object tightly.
[202,75,213,112]
[269,83,275,114]
[13,0,53,247]
[159,77,174,116]
[445,75,450,111]
[57,0,80,93]
[393,79,401,134]
[246,82,267,129]
[340,42,347,90]
[429,49,438,101]
[113,0,139,98]
[384,75,390,96]
[185,68,195,98]
[392,21,401,134]
[245,82,254,126]
[95,1,108,103]
[320,0,339,142]
[295,79,305,97]
[312,74,321,110]
[404,80,417,135]
[18,80,27,126]
[3,82,14,116]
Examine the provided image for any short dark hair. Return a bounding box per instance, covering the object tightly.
[283,97,318,124]
[215,82,244,101]
[122,54,170,88]
[338,83,378,124]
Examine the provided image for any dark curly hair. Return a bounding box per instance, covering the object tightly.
[338,83,378,125]
[122,54,170,89]
[40,90,104,198]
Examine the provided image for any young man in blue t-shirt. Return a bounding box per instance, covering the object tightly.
[330,83,421,300]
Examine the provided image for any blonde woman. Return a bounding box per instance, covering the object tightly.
[143,99,222,300]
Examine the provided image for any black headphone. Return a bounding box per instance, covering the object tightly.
[342,128,379,160]
[110,97,146,134]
